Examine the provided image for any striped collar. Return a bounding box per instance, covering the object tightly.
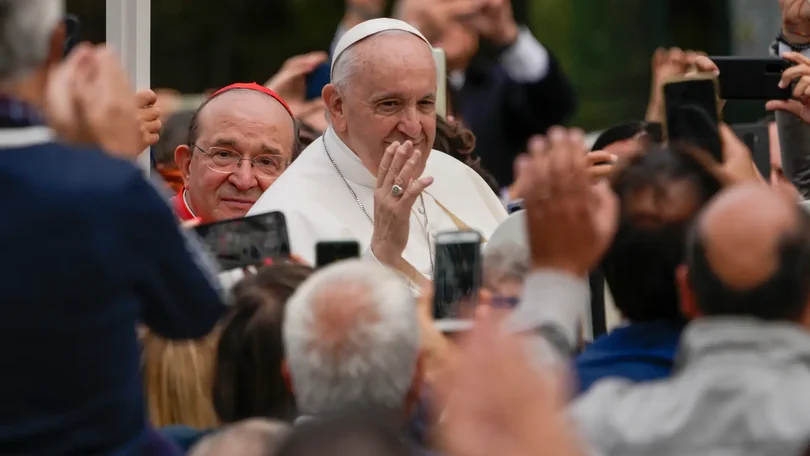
[0,96,53,148]
[0,126,54,148]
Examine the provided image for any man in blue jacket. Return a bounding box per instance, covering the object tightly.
[0,1,225,454]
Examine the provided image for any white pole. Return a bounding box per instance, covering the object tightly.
[105,0,151,174]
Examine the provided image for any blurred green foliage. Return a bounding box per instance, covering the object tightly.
[67,0,734,131]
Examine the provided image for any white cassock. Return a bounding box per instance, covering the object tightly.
[247,127,508,282]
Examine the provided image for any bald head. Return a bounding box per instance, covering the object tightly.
[687,184,810,321]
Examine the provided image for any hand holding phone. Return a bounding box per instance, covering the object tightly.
[194,212,291,270]
[709,57,792,100]
[433,230,482,332]
[663,75,723,162]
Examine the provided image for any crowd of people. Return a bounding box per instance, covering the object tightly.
[5,0,810,455]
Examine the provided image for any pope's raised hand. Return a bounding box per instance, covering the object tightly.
[370,140,434,266]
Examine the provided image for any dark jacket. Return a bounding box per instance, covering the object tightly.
[453,52,576,185]
[0,127,225,455]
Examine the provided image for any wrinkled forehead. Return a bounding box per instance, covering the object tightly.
[344,33,436,92]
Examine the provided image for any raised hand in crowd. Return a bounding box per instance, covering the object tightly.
[682,123,763,187]
[265,51,329,131]
[645,47,720,123]
[395,0,483,43]
[766,52,810,123]
[135,89,162,151]
[343,0,387,28]
[522,128,618,277]
[370,141,434,266]
[45,43,142,159]
[462,0,520,46]
[585,150,618,182]
[437,312,584,456]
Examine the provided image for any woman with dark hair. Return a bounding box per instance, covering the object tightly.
[160,263,313,451]
[433,116,500,194]
[212,263,313,423]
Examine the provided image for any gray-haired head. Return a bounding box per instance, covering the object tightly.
[189,419,290,456]
[483,242,530,290]
[0,0,64,84]
[283,259,419,416]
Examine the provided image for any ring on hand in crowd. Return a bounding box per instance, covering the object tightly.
[392,184,404,197]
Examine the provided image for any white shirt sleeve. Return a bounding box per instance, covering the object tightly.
[499,26,551,83]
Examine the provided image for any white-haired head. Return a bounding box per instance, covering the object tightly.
[282,259,419,416]
[0,0,64,84]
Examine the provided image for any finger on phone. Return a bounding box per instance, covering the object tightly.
[588,164,615,180]
[779,64,810,88]
[783,51,810,67]
[586,151,618,166]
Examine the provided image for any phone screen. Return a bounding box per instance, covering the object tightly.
[195,212,291,270]
[433,231,482,321]
[664,78,722,161]
[64,15,80,58]
[316,240,360,268]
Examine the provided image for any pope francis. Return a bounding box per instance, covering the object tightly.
[247,18,508,283]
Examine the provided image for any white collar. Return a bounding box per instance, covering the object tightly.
[323,126,376,189]
[0,126,54,148]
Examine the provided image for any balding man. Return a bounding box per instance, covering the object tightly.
[248,19,507,277]
[283,260,422,421]
[570,184,810,455]
[173,83,298,222]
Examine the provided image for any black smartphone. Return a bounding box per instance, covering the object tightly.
[64,15,80,58]
[315,240,360,268]
[194,211,291,270]
[710,57,792,100]
[663,76,723,162]
[731,123,771,179]
[433,230,482,332]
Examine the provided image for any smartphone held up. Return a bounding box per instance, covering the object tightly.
[433,230,483,333]
[663,75,723,162]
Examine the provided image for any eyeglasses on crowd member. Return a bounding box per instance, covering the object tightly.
[172,83,300,223]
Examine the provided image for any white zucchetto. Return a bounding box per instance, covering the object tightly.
[330,18,432,78]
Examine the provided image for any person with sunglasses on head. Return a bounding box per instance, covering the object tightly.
[172,83,300,222]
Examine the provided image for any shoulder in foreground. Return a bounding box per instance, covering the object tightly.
[3,142,150,207]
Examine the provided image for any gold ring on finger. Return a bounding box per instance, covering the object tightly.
[391,184,404,197]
